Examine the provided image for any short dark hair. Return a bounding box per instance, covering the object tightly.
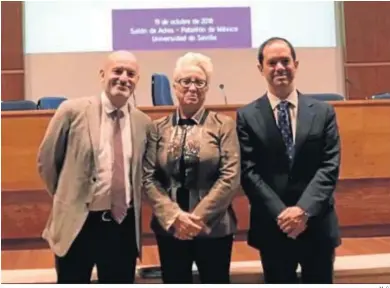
[257,37,296,65]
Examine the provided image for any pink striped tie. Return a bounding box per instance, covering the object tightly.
[111,109,127,223]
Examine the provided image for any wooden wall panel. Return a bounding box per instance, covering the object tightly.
[1,190,51,239]
[1,1,24,101]
[1,73,26,102]
[2,102,390,249]
[1,1,24,70]
[335,179,390,228]
[345,65,390,100]
[344,2,390,63]
[2,178,390,244]
[334,101,390,179]
[343,2,390,99]
[1,112,49,190]
[3,102,390,191]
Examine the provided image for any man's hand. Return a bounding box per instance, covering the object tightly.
[277,206,308,238]
[173,212,205,240]
[287,221,307,239]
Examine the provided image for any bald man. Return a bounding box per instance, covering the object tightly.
[38,51,151,283]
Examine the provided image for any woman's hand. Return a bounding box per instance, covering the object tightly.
[173,212,205,240]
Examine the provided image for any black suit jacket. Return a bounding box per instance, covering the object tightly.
[236,93,341,250]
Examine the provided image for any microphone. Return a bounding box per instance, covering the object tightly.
[219,83,228,104]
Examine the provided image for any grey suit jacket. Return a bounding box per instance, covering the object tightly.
[143,109,241,238]
[37,95,151,257]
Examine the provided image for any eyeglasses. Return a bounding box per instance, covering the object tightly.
[177,78,207,89]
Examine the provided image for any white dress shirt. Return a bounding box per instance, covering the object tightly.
[88,92,133,211]
[267,89,298,143]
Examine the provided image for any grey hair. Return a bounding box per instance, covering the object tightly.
[173,52,213,81]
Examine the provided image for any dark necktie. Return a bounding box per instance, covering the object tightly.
[111,109,127,223]
[277,101,294,163]
[176,118,196,211]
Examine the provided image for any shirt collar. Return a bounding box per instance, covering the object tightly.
[267,89,298,111]
[101,92,129,116]
[175,106,206,125]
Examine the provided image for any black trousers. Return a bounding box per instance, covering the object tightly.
[55,208,138,284]
[156,234,234,284]
[259,238,335,284]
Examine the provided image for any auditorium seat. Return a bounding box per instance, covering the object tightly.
[1,100,37,111]
[371,92,390,99]
[151,73,174,106]
[37,96,67,109]
[307,93,345,101]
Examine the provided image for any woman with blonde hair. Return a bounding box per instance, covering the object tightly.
[143,52,240,283]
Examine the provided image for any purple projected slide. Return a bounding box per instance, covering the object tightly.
[112,7,251,50]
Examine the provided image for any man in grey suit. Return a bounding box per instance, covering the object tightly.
[37,51,151,283]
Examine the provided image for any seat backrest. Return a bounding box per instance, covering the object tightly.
[151,73,174,106]
[306,93,345,101]
[371,92,390,99]
[1,100,37,111]
[37,96,67,109]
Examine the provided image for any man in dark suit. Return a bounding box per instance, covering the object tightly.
[236,37,341,284]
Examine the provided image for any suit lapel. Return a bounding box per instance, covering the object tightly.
[86,96,102,158]
[254,95,286,151]
[129,104,142,185]
[294,94,315,156]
